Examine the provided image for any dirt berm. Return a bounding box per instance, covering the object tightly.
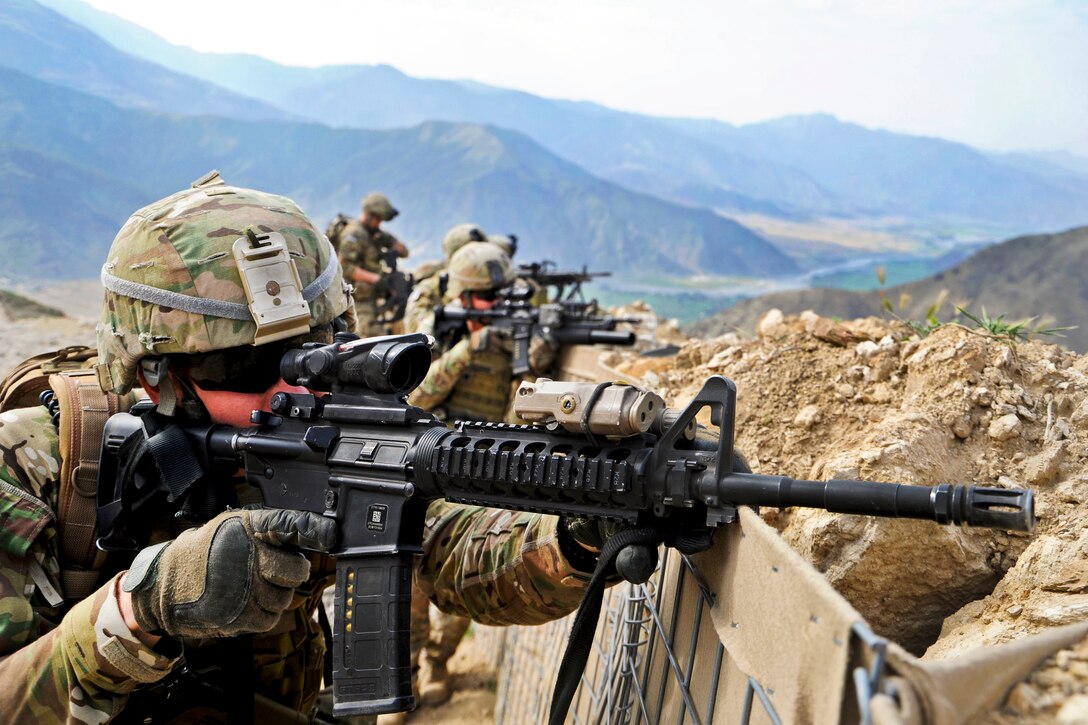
[605,310,1088,723]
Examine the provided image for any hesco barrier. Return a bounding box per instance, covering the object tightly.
[473,506,1088,725]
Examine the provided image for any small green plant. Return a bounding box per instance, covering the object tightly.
[871,268,1074,343]
[956,306,1075,342]
[875,267,947,338]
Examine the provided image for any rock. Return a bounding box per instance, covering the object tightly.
[856,341,880,358]
[951,415,973,439]
[807,317,872,346]
[757,309,785,338]
[835,383,857,399]
[989,414,1022,441]
[1021,442,1067,485]
[794,405,821,428]
[1058,694,1088,724]
[1072,398,1088,425]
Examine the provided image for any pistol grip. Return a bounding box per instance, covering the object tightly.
[331,554,415,717]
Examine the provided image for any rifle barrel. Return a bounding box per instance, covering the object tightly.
[717,472,1034,531]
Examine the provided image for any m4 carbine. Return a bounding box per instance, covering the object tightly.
[516,259,611,302]
[97,334,1034,719]
[434,288,638,375]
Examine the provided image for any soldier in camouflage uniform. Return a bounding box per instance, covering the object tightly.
[0,173,615,724]
[405,242,560,710]
[335,192,409,337]
[403,223,487,340]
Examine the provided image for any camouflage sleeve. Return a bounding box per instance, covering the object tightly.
[0,407,179,723]
[388,233,409,259]
[416,502,591,626]
[338,233,364,280]
[403,277,439,337]
[528,335,558,376]
[407,337,473,411]
[0,575,180,723]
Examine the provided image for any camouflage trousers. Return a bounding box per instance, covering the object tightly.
[410,580,471,668]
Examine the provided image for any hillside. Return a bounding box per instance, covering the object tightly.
[37,0,1088,233]
[0,68,794,280]
[690,226,1088,353]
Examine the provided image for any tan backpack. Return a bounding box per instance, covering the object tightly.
[0,346,138,600]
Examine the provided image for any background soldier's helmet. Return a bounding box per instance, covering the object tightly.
[96,171,349,395]
[446,242,515,299]
[442,223,487,261]
[487,233,518,258]
[361,192,399,221]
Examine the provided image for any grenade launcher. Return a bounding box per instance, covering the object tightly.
[97,333,1035,718]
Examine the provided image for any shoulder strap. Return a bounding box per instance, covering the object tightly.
[49,369,137,600]
[0,346,98,413]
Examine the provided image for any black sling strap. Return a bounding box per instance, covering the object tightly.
[549,527,662,725]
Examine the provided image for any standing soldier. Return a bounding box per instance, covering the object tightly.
[336,192,409,337]
[401,243,560,716]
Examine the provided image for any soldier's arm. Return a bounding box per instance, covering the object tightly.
[385,233,409,258]
[416,502,594,625]
[0,576,181,723]
[528,335,559,376]
[407,336,474,411]
[0,408,179,722]
[403,280,439,337]
[338,237,382,285]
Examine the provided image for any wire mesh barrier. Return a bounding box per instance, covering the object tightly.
[476,505,892,722]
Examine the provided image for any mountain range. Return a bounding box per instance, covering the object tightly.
[34,0,1088,233]
[689,225,1088,353]
[0,0,1085,326]
[0,65,792,279]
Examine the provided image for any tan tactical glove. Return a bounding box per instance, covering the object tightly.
[470,326,510,352]
[122,508,338,638]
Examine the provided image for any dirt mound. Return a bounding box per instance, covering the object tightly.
[607,309,1088,722]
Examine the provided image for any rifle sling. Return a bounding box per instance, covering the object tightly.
[549,527,661,725]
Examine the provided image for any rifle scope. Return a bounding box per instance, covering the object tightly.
[280,333,433,394]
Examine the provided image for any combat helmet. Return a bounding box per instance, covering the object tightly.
[361,192,398,221]
[487,233,518,258]
[446,242,515,299]
[442,223,487,261]
[97,171,349,395]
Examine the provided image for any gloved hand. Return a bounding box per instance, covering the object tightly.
[122,508,338,638]
[560,516,659,584]
[564,516,626,553]
[469,326,511,352]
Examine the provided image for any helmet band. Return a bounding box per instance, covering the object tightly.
[100,240,340,322]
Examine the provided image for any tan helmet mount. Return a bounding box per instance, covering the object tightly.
[232,228,312,346]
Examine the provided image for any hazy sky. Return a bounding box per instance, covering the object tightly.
[82,0,1088,155]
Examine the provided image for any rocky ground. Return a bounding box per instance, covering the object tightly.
[606,309,1088,723]
[6,282,1088,722]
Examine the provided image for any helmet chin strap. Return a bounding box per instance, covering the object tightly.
[139,358,206,419]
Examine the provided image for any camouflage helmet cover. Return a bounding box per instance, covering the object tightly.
[361,192,398,221]
[97,171,348,394]
[446,242,515,299]
[487,233,517,258]
[442,223,487,261]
